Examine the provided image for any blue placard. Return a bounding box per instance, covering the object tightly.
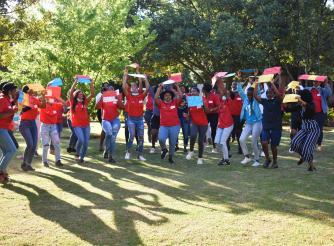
[48,77,63,87]
[187,96,203,107]
[77,77,91,84]
[18,91,24,103]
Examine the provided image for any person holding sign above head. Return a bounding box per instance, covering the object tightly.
[185,87,209,165]
[19,85,46,171]
[237,78,263,167]
[215,84,234,166]
[69,77,95,164]
[155,83,182,164]
[0,83,18,183]
[122,66,150,161]
[254,78,283,169]
[96,85,124,163]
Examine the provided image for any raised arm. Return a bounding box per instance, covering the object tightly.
[122,67,129,97]
[86,80,95,103]
[142,75,150,97]
[137,65,143,92]
[253,82,262,102]
[270,79,282,101]
[154,84,163,105]
[237,82,246,100]
[69,78,78,100]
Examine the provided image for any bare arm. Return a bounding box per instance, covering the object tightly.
[69,78,78,100]
[86,80,95,103]
[122,67,129,97]
[253,82,262,102]
[142,75,150,97]
[154,84,163,105]
[270,79,282,101]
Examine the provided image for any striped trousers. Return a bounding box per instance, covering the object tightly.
[290,119,320,162]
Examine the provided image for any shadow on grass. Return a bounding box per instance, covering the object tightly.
[4,130,334,244]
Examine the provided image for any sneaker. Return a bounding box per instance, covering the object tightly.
[218,159,225,166]
[149,148,156,154]
[21,163,29,172]
[271,162,278,169]
[197,158,203,165]
[260,151,265,157]
[103,151,108,159]
[26,165,35,171]
[55,160,64,167]
[125,152,131,160]
[263,159,272,168]
[43,162,49,167]
[317,145,322,152]
[211,148,218,153]
[225,160,231,166]
[288,148,294,154]
[186,151,194,160]
[241,157,252,165]
[161,149,168,159]
[297,158,304,165]
[108,155,116,163]
[252,161,261,167]
[138,155,146,161]
[0,172,9,184]
[77,159,85,164]
[168,156,175,164]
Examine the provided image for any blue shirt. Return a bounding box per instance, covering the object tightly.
[237,83,262,124]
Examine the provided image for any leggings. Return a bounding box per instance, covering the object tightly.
[240,121,263,161]
[215,125,234,160]
[190,124,208,158]
[207,113,218,147]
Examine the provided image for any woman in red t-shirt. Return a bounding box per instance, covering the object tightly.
[69,78,95,164]
[155,83,182,164]
[96,85,124,163]
[0,82,18,183]
[214,90,234,166]
[122,66,150,161]
[19,85,46,171]
[185,87,209,165]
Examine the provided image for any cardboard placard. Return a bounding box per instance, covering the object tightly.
[128,73,146,79]
[258,74,274,83]
[45,86,61,99]
[27,83,45,92]
[263,66,281,75]
[169,73,182,83]
[287,81,300,90]
[283,94,300,103]
[187,96,203,107]
[298,74,327,82]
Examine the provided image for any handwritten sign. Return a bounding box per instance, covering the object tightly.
[187,96,203,107]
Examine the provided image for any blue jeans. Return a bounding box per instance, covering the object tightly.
[179,117,190,148]
[50,123,63,151]
[67,119,78,149]
[159,125,180,157]
[74,126,90,160]
[41,123,61,163]
[0,129,17,172]
[102,118,120,155]
[127,116,144,153]
[19,120,38,166]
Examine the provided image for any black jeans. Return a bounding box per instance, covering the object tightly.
[190,124,208,158]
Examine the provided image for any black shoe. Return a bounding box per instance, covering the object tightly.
[26,165,35,171]
[103,151,108,159]
[168,157,174,164]
[56,160,64,167]
[297,158,304,165]
[225,160,231,165]
[218,159,225,166]
[271,162,278,169]
[108,155,116,163]
[67,147,72,153]
[263,159,272,168]
[307,166,314,172]
[77,159,84,164]
[161,149,168,159]
[43,162,49,167]
[21,163,29,172]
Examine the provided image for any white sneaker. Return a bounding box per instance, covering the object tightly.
[288,148,294,154]
[186,151,194,160]
[252,161,261,167]
[149,148,155,154]
[125,152,131,160]
[211,148,218,153]
[197,158,203,165]
[138,155,146,161]
[260,151,265,157]
[317,146,322,152]
[241,157,252,165]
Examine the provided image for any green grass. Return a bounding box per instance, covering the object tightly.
[1,123,334,245]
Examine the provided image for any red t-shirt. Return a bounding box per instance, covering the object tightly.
[21,96,42,121]
[126,93,145,117]
[205,92,220,114]
[96,95,122,121]
[0,95,15,129]
[229,94,243,116]
[189,97,208,126]
[218,99,234,128]
[157,99,181,126]
[70,100,90,127]
[54,102,64,124]
[311,88,322,113]
[40,103,58,124]
[146,94,153,111]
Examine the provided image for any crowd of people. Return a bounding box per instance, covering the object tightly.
[0,66,332,183]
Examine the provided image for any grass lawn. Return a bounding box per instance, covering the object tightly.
[1,123,334,245]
